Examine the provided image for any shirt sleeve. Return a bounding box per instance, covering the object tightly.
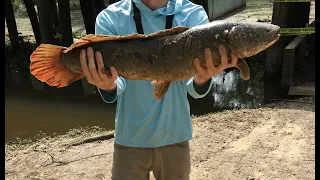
[95,9,127,103]
[183,6,213,99]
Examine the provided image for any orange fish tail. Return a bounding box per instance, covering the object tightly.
[30,44,84,88]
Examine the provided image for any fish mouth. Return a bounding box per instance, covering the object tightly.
[267,34,280,47]
[267,25,280,44]
[272,26,281,42]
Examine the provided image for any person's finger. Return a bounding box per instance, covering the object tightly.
[219,45,228,68]
[87,47,101,81]
[230,53,238,67]
[193,58,206,75]
[95,51,109,80]
[80,49,93,82]
[110,66,118,81]
[204,48,215,77]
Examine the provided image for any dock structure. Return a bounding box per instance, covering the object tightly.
[281,20,315,97]
[264,1,314,100]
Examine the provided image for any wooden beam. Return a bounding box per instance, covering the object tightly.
[285,35,307,51]
[281,35,307,90]
[288,85,315,96]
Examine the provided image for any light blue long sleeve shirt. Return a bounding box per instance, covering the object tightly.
[95,0,213,147]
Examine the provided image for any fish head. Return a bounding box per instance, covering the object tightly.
[227,22,280,58]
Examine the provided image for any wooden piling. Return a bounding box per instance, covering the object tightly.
[5,0,20,48]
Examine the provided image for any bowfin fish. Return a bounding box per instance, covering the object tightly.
[30,21,280,100]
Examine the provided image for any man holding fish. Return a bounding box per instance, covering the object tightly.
[80,0,238,179]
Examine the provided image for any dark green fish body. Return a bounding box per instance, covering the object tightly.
[30,21,280,99]
[62,21,279,81]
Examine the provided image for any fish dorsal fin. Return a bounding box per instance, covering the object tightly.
[145,26,188,38]
[63,26,189,53]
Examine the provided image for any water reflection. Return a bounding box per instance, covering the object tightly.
[5,94,116,142]
[211,53,265,109]
[188,51,266,115]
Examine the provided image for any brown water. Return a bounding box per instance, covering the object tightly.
[5,90,116,142]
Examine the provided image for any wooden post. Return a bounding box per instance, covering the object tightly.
[22,0,41,45]
[49,0,60,34]
[264,2,311,101]
[93,0,106,15]
[57,0,73,47]
[281,35,307,90]
[56,0,85,99]
[5,42,14,86]
[79,0,96,34]
[33,0,57,93]
[79,0,99,94]
[5,0,20,48]
[266,2,310,77]
[35,0,56,44]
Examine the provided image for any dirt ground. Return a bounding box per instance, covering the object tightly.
[5,97,315,180]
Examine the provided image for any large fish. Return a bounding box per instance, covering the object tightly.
[30,21,280,100]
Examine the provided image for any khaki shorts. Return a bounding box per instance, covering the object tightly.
[111,141,191,180]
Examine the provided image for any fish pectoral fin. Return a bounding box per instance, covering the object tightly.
[235,58,250,80]
[152,81,171,100]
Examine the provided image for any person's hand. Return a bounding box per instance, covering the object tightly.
[193,45,238,85]
[80,47,118,91]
